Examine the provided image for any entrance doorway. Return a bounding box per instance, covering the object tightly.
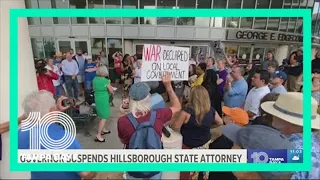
[56,39,91,55]
[225,44,277,66]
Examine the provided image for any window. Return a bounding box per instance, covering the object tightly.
[105,0,121,24]
[140,0,156,25]
[25,0,40,25]
[122,0,138,24]
[191,46,208,61]
[70,0,87,24]
[31,38,44,59]
[270,0,284,8]
[225,46,238,57]
[240,0,255,28]
[212,0,226,27]
[279,0,291,32]
[267,17,280,31]
[313,0,320,36]
[195,0,211,27]
[88,0,104,24]
[307,0,315,8]
[254,18,267,29]
[52,0,70,24]
[177,0,196,26]
[283,0,293,8]
[107,39,122,67]
[287,17,297,32]
[226,0,241,28]
[252,47,265,65]
[238,47,251,64]
[256,0,270,8]
[43,38,56,58]
[38,0,53,24]
[295,17,303,33]
[91,38,106,55]
[157,0,176,25]
[279,17,289,31]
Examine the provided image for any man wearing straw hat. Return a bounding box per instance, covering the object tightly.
[261,92,320,179]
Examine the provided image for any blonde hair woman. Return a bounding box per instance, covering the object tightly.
[170,86,223,180]
[92,66,114,142]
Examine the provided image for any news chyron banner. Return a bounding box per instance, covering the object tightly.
[18,149,303,164]
[248,149,303,163]
[18,149,247,163]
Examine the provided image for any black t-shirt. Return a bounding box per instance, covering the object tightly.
[181,107,216,148]
[288,64,302,76]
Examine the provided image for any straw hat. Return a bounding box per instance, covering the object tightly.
[55,52,62,57]
[261,92,320,130]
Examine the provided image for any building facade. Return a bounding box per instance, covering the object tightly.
[26,0,320,66]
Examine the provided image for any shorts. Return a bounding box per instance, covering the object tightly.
[77,75,84,83]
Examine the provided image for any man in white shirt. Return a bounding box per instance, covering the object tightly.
[244,70,270,120]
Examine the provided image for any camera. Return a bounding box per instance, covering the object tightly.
[35,59,48,74]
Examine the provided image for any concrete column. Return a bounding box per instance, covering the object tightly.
[275,45,289,64]
[124,40,133,55]
[0,0,37,178]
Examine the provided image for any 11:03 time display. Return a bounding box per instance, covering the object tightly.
[289,149,303,154]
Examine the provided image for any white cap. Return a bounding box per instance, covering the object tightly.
[86,55,92,59]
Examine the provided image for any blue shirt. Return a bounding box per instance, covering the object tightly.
[54,59,61,66]
[84,63,96,81]
[75,55,86,75]
[18,123,82,180]
[62,59,79,76]
[223,78,248,108]
[150,93,165,110]
[289,133,320,180]
[271,85,287,94]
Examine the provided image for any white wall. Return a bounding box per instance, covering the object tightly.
[124,40,133,55]
[0,0,37,178]
[275,45,289,64]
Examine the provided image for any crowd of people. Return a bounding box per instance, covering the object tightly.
[1,46,319,180]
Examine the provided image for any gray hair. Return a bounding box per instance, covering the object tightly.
[129,95,151,118]
[96,66,109,77]
[22,90,56,117]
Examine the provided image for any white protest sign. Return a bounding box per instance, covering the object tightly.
[141,44,190,82]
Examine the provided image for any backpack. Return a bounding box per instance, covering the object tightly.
[127,111,161,178]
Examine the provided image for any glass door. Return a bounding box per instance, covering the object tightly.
[57,39,91,55]
[238,46,252,65]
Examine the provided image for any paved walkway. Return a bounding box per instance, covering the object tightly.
[75,92,125,179]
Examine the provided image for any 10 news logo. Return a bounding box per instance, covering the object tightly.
[248,149,303,163]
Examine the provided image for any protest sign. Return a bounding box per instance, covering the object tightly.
[141,44,190,82]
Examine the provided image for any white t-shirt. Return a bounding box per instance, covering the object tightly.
[45,65,62,86]
[244,86,270,120]
[134,67,141,83]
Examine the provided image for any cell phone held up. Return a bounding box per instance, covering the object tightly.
[162,126,171,138]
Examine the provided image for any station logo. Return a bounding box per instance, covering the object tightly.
[248,149,288,163]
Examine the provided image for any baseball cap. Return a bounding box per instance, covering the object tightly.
[222,124,294,179]
[222,106,249,127]
[272,71,287,81]
[129,82,151,101]
[86,55,92,59]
